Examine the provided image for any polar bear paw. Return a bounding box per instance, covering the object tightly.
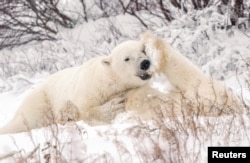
[59,101,80,124]
[99,96,126,122]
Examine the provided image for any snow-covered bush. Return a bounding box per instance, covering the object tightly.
[0,1,250,162]
[0,0,75,50]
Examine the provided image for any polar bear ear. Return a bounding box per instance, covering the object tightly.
[102,57,111,66]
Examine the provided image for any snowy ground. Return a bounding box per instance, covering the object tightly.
[0,4,250,163]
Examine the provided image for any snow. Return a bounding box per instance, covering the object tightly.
[0,2,250,163]
[150,73,171,94]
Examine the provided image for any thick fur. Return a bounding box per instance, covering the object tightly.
[0,40,154,134]
[125,32,243,120]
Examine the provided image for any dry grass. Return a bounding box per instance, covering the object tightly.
[0,65,249,163]
[0,98,249,163]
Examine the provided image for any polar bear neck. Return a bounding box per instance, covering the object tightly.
[91,64,133,103]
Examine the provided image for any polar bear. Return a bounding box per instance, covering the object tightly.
[0,39,154,134]
[125,32,243,120]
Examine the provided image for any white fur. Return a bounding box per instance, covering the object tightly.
[0,40,153,134]
[125,32,243,120]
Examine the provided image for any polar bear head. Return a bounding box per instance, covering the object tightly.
[102,40,154,87]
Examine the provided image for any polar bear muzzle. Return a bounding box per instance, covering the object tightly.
[138,73,152,80]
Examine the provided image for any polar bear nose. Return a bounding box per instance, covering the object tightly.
[140,59,150,70]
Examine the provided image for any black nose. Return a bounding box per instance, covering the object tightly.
[140,60,150,70]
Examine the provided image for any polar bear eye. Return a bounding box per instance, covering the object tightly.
[125,57,130,62]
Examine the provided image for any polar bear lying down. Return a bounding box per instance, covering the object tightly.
[124,32,244,120]
[0,39,155,134]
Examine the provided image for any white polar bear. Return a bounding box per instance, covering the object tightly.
[125,32,243,120]
[0,39,154,134]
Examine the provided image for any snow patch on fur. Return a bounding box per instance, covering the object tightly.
[150,73,171,94]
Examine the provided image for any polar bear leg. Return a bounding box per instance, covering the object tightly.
[86,96,126,125]
[59,101,80,124]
